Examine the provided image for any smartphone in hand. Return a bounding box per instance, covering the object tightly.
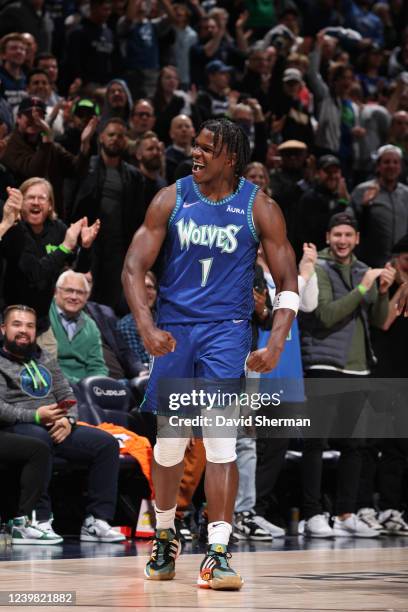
[57,399,77,411]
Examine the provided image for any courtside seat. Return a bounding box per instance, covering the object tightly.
[0,379,151,533]
[75,376,132,414]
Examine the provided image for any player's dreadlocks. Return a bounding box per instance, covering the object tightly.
[200,118,250,177]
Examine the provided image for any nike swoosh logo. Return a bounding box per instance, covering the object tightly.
[233,320,244,324]
[183,201,200,208]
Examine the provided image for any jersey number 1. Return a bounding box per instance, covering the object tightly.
[199,258,213,287]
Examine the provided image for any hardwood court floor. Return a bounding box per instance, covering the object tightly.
[0,542,407,611]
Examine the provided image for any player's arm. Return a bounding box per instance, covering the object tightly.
[248,191,299,373]
[122,185,177,356]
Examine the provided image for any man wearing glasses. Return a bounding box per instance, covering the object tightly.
[129,99,156,140]
[49,270,108,384]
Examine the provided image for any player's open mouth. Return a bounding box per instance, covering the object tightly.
[192,162,205,173]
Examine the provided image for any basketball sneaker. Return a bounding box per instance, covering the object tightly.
[80,515,126,542]
[378,509,408,536]
[357,508,386,534]
[197,543,243,590]
[233,511,272,541]
[332,514,379,537]
[304,514,334,538]
[31,512,64,542]
[252,514,286,538]
[11,516,63,545]
[144,528,181,580]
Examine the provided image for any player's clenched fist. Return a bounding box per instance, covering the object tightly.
[247,346,281,373]
[142,327,176,356]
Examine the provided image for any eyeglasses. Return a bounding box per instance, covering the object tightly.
[24,195,49,203]
[133,111,154,118]
[57,287,88,297]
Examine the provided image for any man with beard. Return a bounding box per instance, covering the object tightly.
[71,118,145,311]
[0,304,125,544]
[135,130,167,210]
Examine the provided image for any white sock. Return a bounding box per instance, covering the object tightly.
[208,521,232,546]
[155,504,177,531]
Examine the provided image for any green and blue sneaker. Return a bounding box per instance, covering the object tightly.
[197,543,243,590]
[144,528,181,580]
[11,516,63,545]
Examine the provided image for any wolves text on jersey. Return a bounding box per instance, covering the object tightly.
[175,218,242,254]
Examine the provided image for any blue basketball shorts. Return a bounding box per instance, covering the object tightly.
[141,319,252,414]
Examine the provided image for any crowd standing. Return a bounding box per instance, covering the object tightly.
[0,0,408,544]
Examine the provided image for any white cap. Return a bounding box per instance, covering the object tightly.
[376,144,402,161]
[283,68,302,83]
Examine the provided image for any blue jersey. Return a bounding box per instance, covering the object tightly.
[157,175,259,324]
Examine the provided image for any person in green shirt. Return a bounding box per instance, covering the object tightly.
[299,212,395,539]
[49,270,108,384]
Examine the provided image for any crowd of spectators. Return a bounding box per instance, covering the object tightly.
[0,0,408,544]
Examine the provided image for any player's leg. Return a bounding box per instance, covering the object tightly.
[142,324,194,580]
[144,435,188,581]
[197,437,243,590]
[195,320,251,590]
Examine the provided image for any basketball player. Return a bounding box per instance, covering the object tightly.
[122,118,298,590]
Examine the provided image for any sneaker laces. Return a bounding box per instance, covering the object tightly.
[150,532,178,564]
[206,546,233,571]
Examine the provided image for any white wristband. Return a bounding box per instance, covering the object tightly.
[273,291,299,315]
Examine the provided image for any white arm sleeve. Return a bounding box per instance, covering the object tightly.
[298,273,319,312]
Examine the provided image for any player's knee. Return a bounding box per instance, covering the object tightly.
[203,437,237,463]
[153,437,189,467]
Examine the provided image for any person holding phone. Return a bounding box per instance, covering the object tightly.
[0,304,125,545]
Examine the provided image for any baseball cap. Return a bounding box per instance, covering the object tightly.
[317,154,341,170]
[206,60,233,74]
[283,68,302,83]
[18,96,46,115]
[278,140,307,152]
[72,98,101,117]
[376,144,402,161]
[328,212,358,231]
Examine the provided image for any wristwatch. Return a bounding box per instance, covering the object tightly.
[65,416,77,427]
